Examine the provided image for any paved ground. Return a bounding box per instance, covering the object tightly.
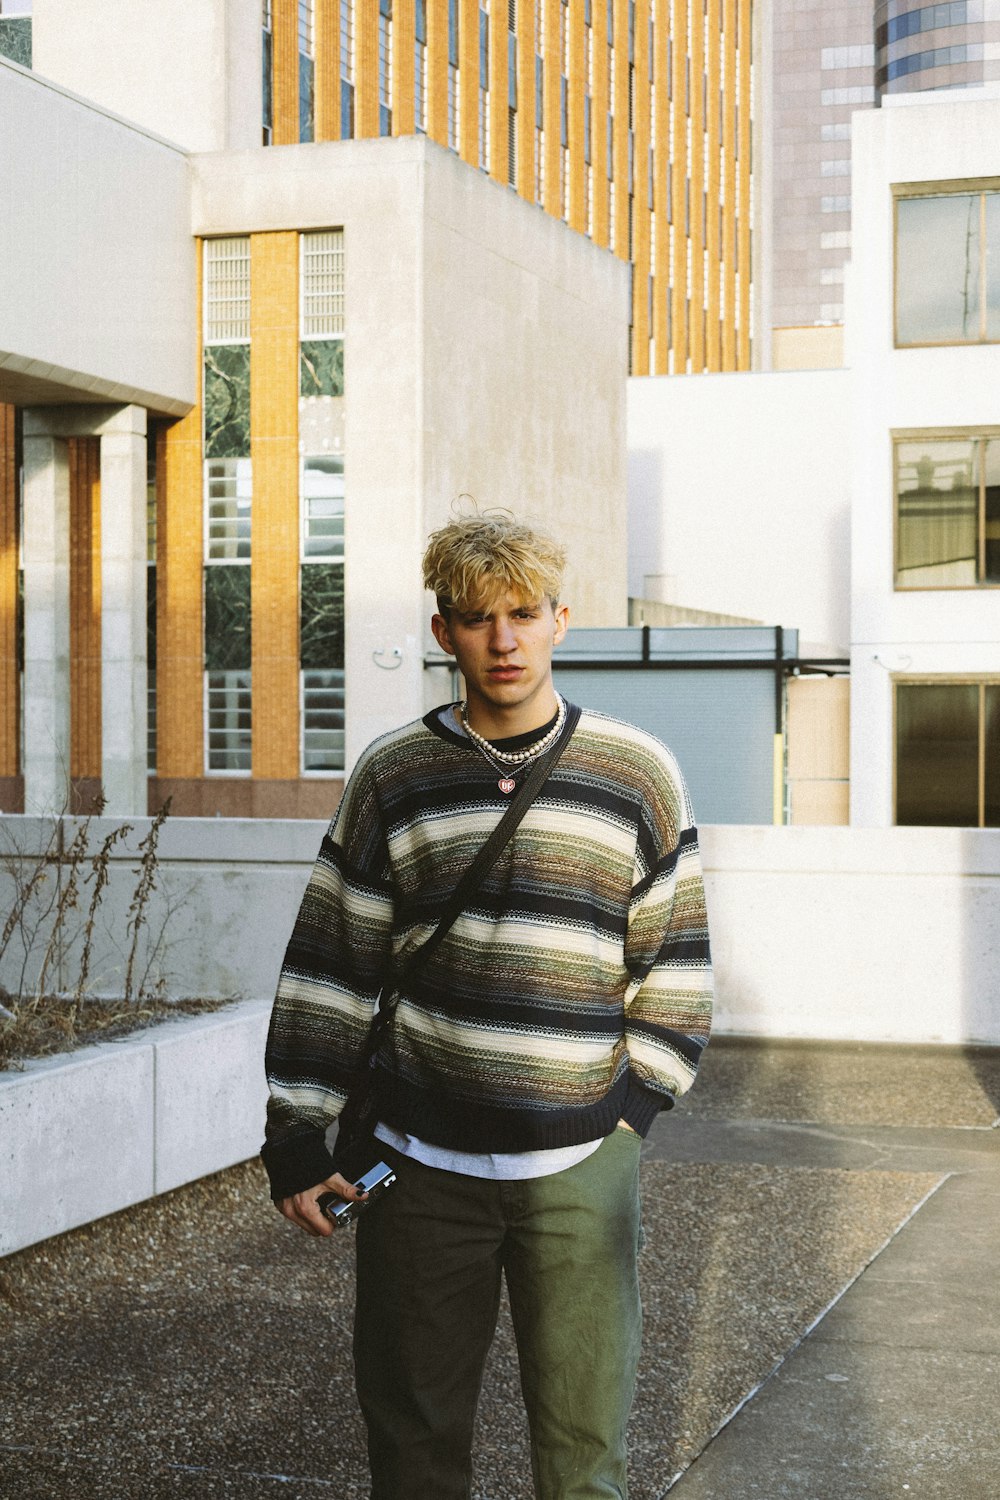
[1,1039,997,1499]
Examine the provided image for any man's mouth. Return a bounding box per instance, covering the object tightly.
[488,667,523,680]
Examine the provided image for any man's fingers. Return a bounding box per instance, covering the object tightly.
[276,1171,370,1237]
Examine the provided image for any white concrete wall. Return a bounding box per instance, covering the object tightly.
[2,816,997,1047]
[32,0,261,154]
[627,369,852,655]
[848,91,1000,826]
[192,136,629,768]
[0,59,194,413]
[0,998,270,1257]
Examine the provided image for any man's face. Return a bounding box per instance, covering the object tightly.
[431,590,570,723]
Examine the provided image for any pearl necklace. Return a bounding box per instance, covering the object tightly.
[458,695,566,794]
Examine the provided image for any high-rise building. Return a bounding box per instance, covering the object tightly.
[767,0,1000,370]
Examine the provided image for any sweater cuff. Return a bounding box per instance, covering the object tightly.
[260,1129,338,1203]
[620,1074,670,1137]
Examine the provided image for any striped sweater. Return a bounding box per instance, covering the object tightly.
[261,703,713,1200]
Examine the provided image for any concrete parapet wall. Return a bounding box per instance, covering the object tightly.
[0,998,269,1257]
[1,816,997,1046]
[702,824,1000,1046]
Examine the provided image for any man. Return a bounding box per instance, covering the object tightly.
[262,512,712,1500]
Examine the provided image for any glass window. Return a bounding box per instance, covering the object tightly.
[206,671,252,773]
[302,456,344,559]
[895,435,1000,588]
[986,686,1000,829]
[302,669,346,772]
[895,439,977,588]
[205,458,252,560]
[896,683,979,826]
[896,192,999,346]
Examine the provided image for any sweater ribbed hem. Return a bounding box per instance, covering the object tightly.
[620,1074,670,1136]
[260,1131,337,1203]
[375,1068,632,1154]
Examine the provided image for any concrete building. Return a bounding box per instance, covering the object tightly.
[6,0,757,378]
[627,82,1000,831]
[0,49,628,819]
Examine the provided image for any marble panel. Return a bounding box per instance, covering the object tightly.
[0,18,31,68]
[300,562,344,670]
[300,339,345,399]
[204,344,251,460]
[204,563,251,672]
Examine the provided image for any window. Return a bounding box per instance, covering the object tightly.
[894,434,1000,589]
[896,680,1000,827]
[207,671,252,773]
[301,230,345,337]
[204,238,251,344]
[299,0,315,142]
[415,0,428,131]
[262,0,273,145]
[341,0,355,135]
[379,0,392,136]
[896,190,1000,346]
[302,670,346,771]
[205,459,253,561]
[302,456,345,560]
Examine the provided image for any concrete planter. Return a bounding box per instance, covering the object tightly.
[0,997,271,1257]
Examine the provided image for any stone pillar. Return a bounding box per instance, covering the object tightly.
[21,415,72,813]
[99,405,148,816]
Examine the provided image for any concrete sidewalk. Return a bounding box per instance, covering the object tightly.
[0,1039,997,1499]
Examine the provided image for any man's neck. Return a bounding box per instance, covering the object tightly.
[462,686,560,741]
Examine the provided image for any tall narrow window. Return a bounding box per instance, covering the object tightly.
[203,238,252,774]
[299,0,315,142]
[449,0,460,149]
[341,0,355,136]
[479,0,490,169]
[415,0,428,131]
[262,0,273,145]
[300,231,346,773]
[379,0,393,136]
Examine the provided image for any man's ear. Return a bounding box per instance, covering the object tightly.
[552,602,570,647]
[431,612,456,656]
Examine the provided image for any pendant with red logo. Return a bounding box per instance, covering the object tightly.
[498,777,516,795]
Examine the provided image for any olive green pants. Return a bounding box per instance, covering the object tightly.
[354,1127,643,1500]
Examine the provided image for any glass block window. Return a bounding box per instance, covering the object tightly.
[205,458,252,560]
[204,238,251,344]
[206,671,252,773]
[302,230,345,338]
[302,456,345,560]
[302,669,345,771]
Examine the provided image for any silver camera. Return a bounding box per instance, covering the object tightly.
[316,1160,397,1228]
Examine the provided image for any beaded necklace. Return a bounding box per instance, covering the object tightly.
[457,695,566,794]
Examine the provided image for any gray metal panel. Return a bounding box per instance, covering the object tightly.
[552,666,776,825]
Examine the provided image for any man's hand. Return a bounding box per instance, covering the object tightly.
[276,1172,368,1237]
[616,1119,639,1135]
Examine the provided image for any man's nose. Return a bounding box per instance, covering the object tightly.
[490,620,518,653]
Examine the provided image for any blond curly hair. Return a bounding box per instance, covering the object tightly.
[422,510,566,614]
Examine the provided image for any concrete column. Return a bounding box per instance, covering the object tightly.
[99,406,148,816]
[21,416,71,813]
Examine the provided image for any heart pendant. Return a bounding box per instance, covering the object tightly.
[498,777,516,795]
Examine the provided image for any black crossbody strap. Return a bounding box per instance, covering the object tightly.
[369,701,581,1041]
